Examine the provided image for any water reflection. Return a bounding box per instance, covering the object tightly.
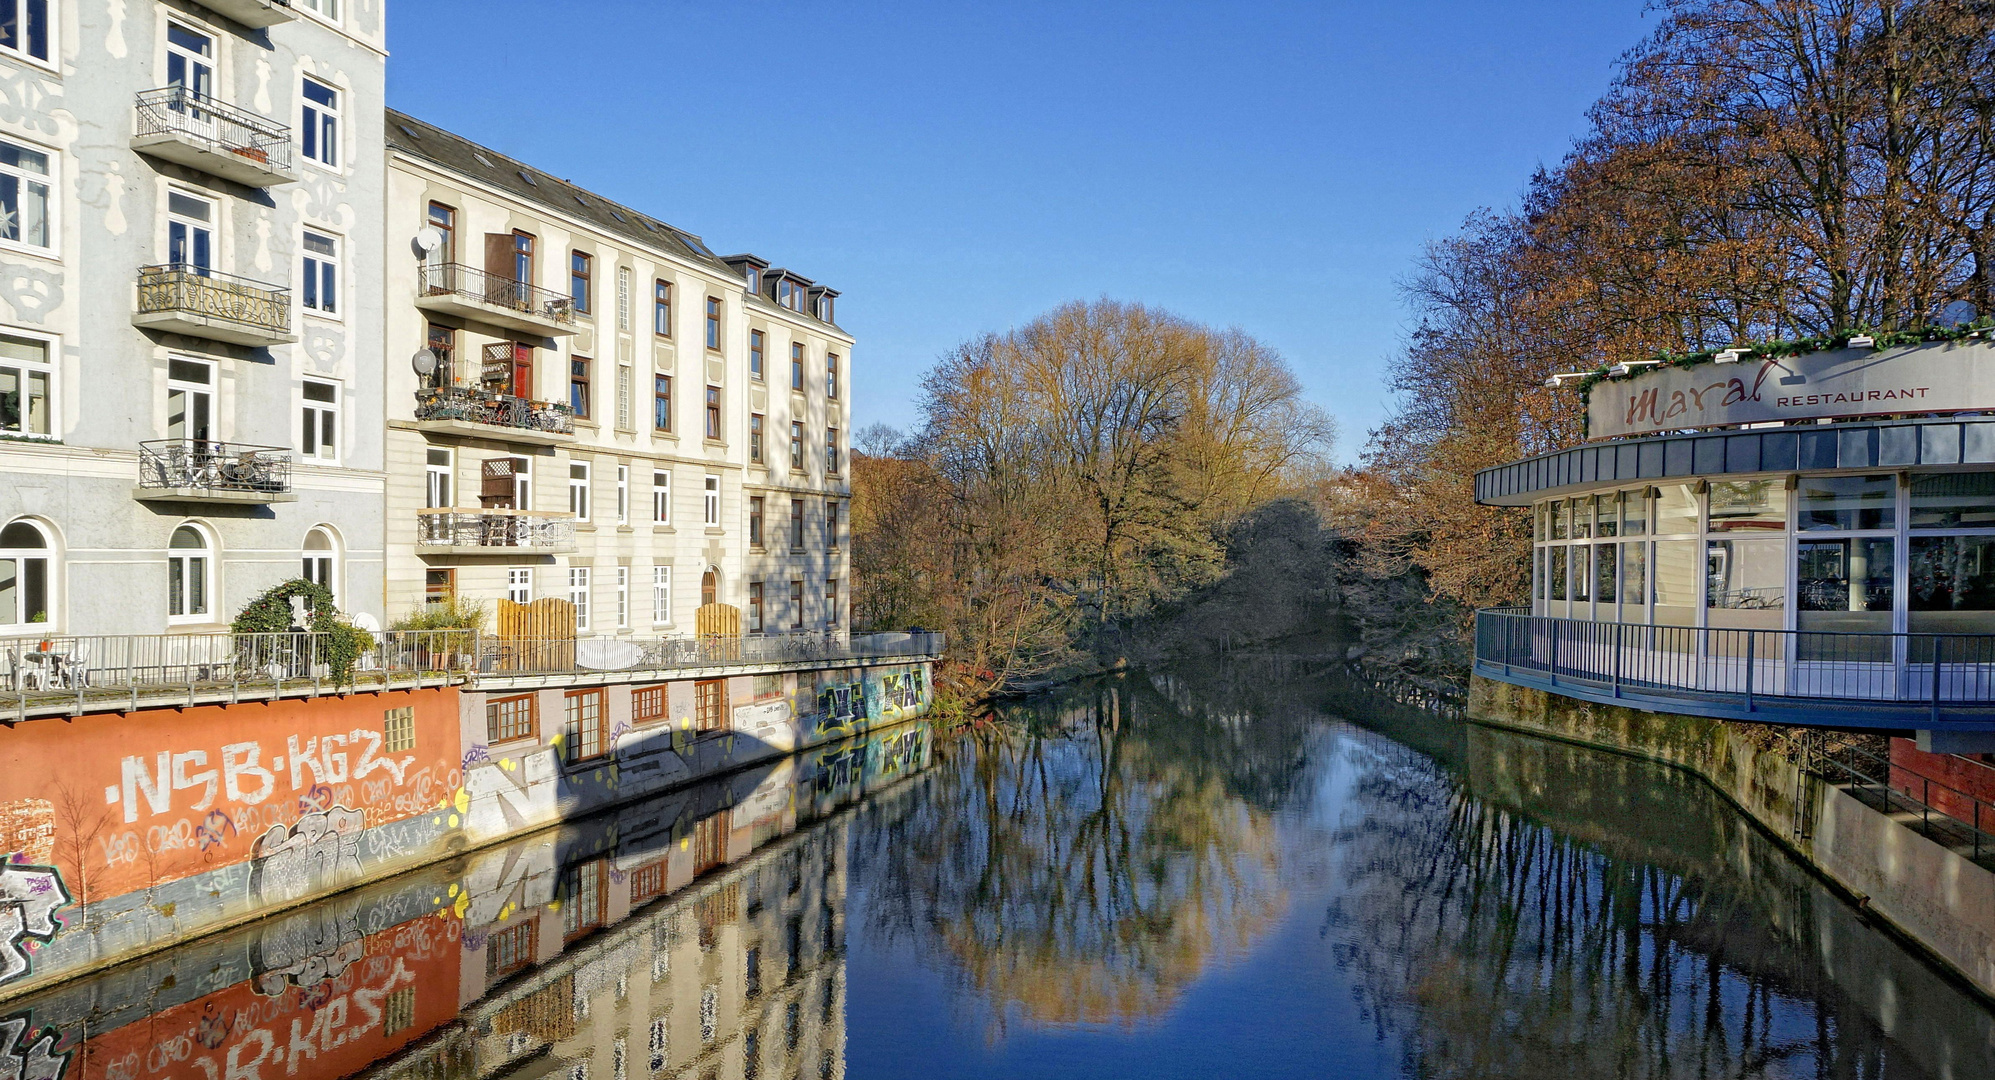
[1,723,931,1080]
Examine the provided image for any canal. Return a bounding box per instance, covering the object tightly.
[6,661,1992,1079]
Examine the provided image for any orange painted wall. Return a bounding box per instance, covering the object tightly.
[0,689,461,905]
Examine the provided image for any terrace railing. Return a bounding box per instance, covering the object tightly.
[418,262,576,326]
[137,264,291,335]
[137,439,292,495]
[416,509,577,551]
[474,630,945,676]
[414,385,575,435]
[1473,609,1995,725]
[133,85,294,171]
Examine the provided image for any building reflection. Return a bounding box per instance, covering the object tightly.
[0,724,931,1080]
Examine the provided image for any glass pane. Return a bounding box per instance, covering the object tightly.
[1909,473,1995,530]
[25,368,44,434]
[1798,538,1893,634]
[1707,480,1786,534]
[1655,484,1699,536]
[1909,536,1995,633]
[0,367,18,432]
[1652,540,1698,626]
[190,556,206,614]
[1549,501,1567,541]
[1619,542,1646,611]
[1705,538,1785,629]
[0,522,42,548]
[1549,546,1566,602]
[1572,544,1591,602]
[1594,542,1617,608]
[170,525,205,549]
[1798,474,1895,531]
[1534,504,1546,543]
[1533,548,1544,604]
[1570,498,1591,540]
[169,558,185,616]
[22,557,43,623]
[1596,495,1618,538]
[0,558,16,624]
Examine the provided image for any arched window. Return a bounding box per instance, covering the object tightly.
[168,524,212,622]
[700,568,717,608]
[0,520,53,630]
[302,527,339,607]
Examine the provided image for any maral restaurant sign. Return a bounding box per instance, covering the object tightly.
[1587,341,1995,440]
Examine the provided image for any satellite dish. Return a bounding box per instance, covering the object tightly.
[413,227,444,255]
[412,349,438,376]
[351,612,381,633]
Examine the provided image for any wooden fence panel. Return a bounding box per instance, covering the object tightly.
[496,597,576,671]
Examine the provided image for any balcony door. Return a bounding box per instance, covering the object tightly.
[164,23,216,139]
[167,191,212,276]
[167,357,213,446]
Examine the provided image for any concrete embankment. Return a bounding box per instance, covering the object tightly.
[1469,674,1995,1002]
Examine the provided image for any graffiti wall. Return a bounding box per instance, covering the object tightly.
[0,689,464,997]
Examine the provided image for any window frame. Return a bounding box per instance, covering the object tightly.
[569,566,591,631]
[654,279,673,337]
[633,683,668,725]
[652,469,672,525]
[790,580,804,630]
[704,385,722,441]
[827,353,840,400]
[506,566,533,604]
[0,0,55,71]
[570,250,592,315]
[486,693,538,744]
[790,342,804,391]
[563,690,610,767]
[167,522,215,625]
[568,459,591,523]
[749,413,764,464]
[615,565,630,629]
[748,495,764,548]
[295,0,342,27]
[704,296,721,351]
[826,427,840,475]
[748,581,764,634]
[0,133,57,257]
[300,75,341,171]
[789,421,804,472]
[300,378,339,462]
[652,564,672,625]
[652,373,673,433]
[166,355,216,444]
[789,499,804,551]
[569,356,591,420]
[749,329,765,381]
[425,446,454,509]
[703,475,721,528]
[0,518,55,631]
[300,229,340,318]
[0,327,57,440]
[616,463,630,525]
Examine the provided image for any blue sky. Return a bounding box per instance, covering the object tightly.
[389,1,1652,462]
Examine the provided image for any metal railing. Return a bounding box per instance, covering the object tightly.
[137,439,292,495]
[1474,609,1995,721]
[418,262,576,326]
[137,264,291,334]
[133,85,294,172]
[473,630,946,676]
[416,508,577,550]
[414,385,575,435]
[0,628,943,721]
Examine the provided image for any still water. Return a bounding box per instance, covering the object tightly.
[7,664,1994,1079]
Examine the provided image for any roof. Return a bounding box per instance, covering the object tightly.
[385,109,735,277]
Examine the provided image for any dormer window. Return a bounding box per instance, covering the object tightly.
[776,279,792,309]
[744,267,761,294]
[815,295,833,322]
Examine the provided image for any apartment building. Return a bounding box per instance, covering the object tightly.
[383,110,851,635]
[0,0,387,634]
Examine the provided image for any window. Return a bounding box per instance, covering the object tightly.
[301,380,338,460]
[615,464,630,525]
[425,569,454,606]
[826,428,840,474]
[633,685,667,724]
[569,567,591,630]
[693,679,727,733]
[704,386,721,440]
[165,23,213,99]
[749,330,765,381]
[302,528,337,605]
[790,343,804,391]
[703,475,720,527]
[617,364,632,431]
[561,861,607,942]
[0,138,53,253]
[383,706,416,754]
[301,78,340,169]
[507,567,532,603]
[166,190,213,273]
[704,297,721,350]
[569,461,591,522]
[827,354,840,399]
[789,500,804,550]
[0,520,53,630]
[425,201,456,265]
[616,265,631,332]
[744,266,761,294]
[301,231,338,315]
[425,447,453,508]
[789,422,804,471]
[826,500,841,549]
[570,357,591,419]
[570,251,592,314]
[748,582,763,633]
[509,455,531,508]
[652,374,672,432]
[816,294,835,323]
[749,414,764,464]
[825,580,840,628]
[0,331,53,437]
[701,569,717,607]
[616,566,630,629]
[0,0,50,66]
[654,279,673,336]
[790,581,803,629]
[652,565,672,624]
[652,470,671,524]
[748,496,764,547]
[168,524,212,622]
[512,231,535,284]
[167,357,214,444]
[486,921,536,981]
[564,691,607,764]
[296,0,341,22]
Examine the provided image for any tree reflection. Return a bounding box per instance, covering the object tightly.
[855,678,1291,1032]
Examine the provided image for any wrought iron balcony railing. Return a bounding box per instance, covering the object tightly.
[133,86,295,175]
[415,385,575,435]
[416,509,577,552]
[137,440,292,497]
[136,264,292,338]
[418,262,576,328]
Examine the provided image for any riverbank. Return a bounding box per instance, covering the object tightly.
[1469,674,1995,1003]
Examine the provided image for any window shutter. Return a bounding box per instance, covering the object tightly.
[481,458,516,505]
[484,233,512,278]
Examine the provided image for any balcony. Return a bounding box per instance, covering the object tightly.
[415,263,578,336]
[1473,609,1995,730]
[185,0,295,27]
[416,509,576,556]
[133,265,296,346]
[134,440,295,504]
[411,385,575,446]
[131,87,297,187]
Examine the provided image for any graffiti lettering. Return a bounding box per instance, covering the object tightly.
[221,743,275,806]
[0,865,69,986]
[0,1013,69,1080]
[194,810,237,852]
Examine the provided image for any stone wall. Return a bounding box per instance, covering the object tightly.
[1469,674,1995,1001]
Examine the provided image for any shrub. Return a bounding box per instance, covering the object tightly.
[232,578,375,682]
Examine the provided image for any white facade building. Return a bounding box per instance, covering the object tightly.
[382,111,852,635]
[0,0,388,635]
